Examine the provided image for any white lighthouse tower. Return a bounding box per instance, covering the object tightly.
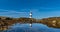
[29,11,32,27]
[29,11,32,18]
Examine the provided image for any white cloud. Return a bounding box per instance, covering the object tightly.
[39,7,60,10]
[0,9,30,18]
[0,9,29,14]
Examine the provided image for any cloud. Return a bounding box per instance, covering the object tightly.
[0,9,30,18]
[0,9,29,14]
[39,7,54,9]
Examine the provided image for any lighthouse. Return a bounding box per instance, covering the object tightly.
[29,11,32,27]
[29,11,32,18]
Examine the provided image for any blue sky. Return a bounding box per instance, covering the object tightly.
[0,0,60,19]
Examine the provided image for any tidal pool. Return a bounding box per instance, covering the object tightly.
[3,23,60,32]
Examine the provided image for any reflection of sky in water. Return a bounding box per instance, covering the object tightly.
[4,23,60,32]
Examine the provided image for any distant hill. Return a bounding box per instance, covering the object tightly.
[38,17,60,28]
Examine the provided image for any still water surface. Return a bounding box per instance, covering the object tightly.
[3,23,60,32]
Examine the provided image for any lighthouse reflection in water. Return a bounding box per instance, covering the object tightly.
[4,23,60,32]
